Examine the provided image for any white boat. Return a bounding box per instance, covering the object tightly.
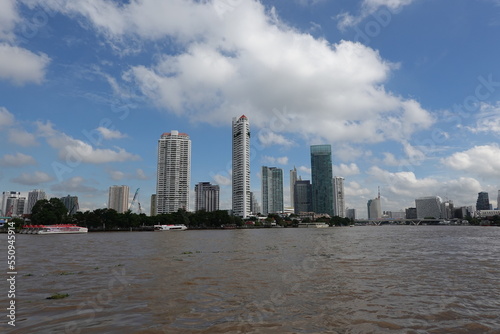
[154,224,188,231]
[36,224,88,234]
[298,222,329,228]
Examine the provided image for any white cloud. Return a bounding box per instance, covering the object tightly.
[96,127,127,139]
[337,0,416,29]
[298,165,311,175]
[333,163,360,177]
[51,176,98,193]
[466,102,500,134]
[0,153,36,167]
[36,121,140,164]
[0,0,19,42]
[257,130,293,147]
[262,155,289,165]
[345,181,371,196]
[11,171,53,185]
[8,128,38,147]
[0,107,15,127]
[0,43,50,85]
[35,0,433,146]
[441,144,500,178]
[213,173,231,186]
[108,168,148,181]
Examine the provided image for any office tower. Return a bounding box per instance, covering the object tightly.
[195,182,220,212]
[2,191,21,216]
[60,195,79,215]
[4,195,25,217]
[150,194,157,216]
[405,207,417,219]
[367,197,382,219]
[333,176,345,217]
[108,185,129,213]
[261,166,284,215]
[156,130,191,214]
[294,180,312,214]
[346,208,356,220]
[232,115,251,218]
[311,145,333,216]
[415,196,442,219]
[25,189,46,215]
[476,192,490,211]
[250,192,260,215]
[289,166,297,209]
[441,200,454,220]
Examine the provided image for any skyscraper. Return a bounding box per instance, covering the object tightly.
[60,195,79,215]
[195,182,220,212]
[289,166,297,209]
[156,131,191,214]
[261,166,284,215]
[333,176,345,217]
[232,115,250,218]
[2,191,20,216]
[415,196,442,219]
[108,185,129,213]
[25,189,46,215]
[294,180,312,214]
[367,197,382,219]
[476,192,490,210]
[311,145,333,216]
[497,190,500,210]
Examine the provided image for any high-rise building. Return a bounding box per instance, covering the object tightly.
[250,191,260,215]
[2,191,21,216]
[294,180,312,214]
[150,194,157,216]
[476,192,490,211]
[25,189,46,215]
[3,193,25,217]
[346,208,356,220]
[415,196,442,219]
[311,145,333,216]
[261,166,284,215]
[497,190,500,210]
[195,182,220,212]
[156,131,191,214]
[60,195,79,215]
[232,115,251,218]
[289,166,297,209]
[108,185,129,213]
[333,176,345,217]
[367,197,381,219]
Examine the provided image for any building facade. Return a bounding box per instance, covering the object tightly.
[25,189,46,215]
[415,196,442,219]
[232,115,251,218]
[289,166,297,209]
[346,208,356,220]
[310,145,333,216]
[60,195,79,215]
[294,180,312,214]
[108,185,129,213]
[156,131,191,214]
[476,192,490,210]
[195,182,220,212]
[333,176,345,217]
[261,166,284,215]
[2,191,21,216]
[367,197,382,219]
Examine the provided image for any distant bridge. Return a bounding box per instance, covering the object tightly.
[354,218,464,226]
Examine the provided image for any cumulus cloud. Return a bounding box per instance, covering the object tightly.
[33,0,433,146]
[0,107,15,127]
[97,127,127,140]
[466,102,500,134]
[36,121,140,164]
[257,130,293,147]
[51,176,99,193]
[0,153,36,167]
[441,144,500,178]
[213,173,231,186]
[11,171,53,185]
[333,163,360,177]
[108,168,148,181]
[0,0,19,42]
[8,128,38,147]
[262,155,289,165]
[0,43,50,85]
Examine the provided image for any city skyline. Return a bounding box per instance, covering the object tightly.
[1,1,500,218]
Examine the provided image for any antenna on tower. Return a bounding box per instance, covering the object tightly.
[378,186,381,199]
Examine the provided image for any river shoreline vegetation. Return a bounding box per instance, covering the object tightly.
[3,198,500,231]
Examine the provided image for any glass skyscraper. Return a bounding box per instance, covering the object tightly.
[261,166,284,215]
[310,145,333,216]
[476,192,490,210]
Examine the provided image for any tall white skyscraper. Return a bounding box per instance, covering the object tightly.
[232,115,250,218]
[333,176,345,217]
[25,189,46,215]
[262,166,284,215]
[108,185,129,213]
[289,166,297,209]
[156,130,191,214]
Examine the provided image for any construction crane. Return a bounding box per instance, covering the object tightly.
[129,188,142,214]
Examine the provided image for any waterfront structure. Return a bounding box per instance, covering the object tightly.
[415,196,442,219]
[289,166,297,209]
[60,195,79,215]
[156,131,191,214]
[367,197,382,219]
[25,189,46,215]
[333,176,345,217]
[405,207,417,219]
[195,182,220,212]
[294,180,312,214]
[108,185,129,213]
[346,208,356,220]
[232,115,251,218]
[310,145,333,216]
[476,192,490,211]
[261,166,284,215]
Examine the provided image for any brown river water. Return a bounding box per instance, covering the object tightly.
[1,226,500,333]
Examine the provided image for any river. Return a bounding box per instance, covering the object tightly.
[1,226,500,333]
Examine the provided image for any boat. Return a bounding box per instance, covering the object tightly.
[22,224,88,234]
[153,224,188,231]
[297,222,329,228]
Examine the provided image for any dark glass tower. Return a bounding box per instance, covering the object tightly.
[310,145,333,216]
[476,192,490,210]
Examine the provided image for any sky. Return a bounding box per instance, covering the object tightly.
[1,0,500,218]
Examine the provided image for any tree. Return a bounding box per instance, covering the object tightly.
[31,198,68,225]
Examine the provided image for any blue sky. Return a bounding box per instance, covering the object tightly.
[1,0,500,218]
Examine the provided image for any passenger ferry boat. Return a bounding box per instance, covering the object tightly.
[298,222,329,228]
[21,224,88,234]
[154,224,188,231]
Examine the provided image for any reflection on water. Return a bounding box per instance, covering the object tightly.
[2,226,500,333]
